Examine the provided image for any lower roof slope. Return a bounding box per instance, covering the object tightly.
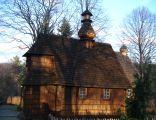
[23,34,131,88]
[116,52,137,86]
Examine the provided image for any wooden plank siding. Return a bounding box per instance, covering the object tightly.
[23,85,126,118]
[26,55,55,73]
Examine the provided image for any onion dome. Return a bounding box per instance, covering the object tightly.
[120,45,128,56]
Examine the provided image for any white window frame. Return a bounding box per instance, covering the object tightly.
[103,89,110,99]
[79,88,87,99]
[127,89,132,98]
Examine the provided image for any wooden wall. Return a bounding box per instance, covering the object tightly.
[23,55,127,118]
[26,55,55,74]
[23,85,126,118]
[52,86,126,116]
[24,85,126,116]
[23,86,42,119]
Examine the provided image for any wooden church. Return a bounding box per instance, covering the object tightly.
[23,9,135,120]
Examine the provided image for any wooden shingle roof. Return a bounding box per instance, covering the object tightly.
[116,52,137,86]
[23,34,132,88]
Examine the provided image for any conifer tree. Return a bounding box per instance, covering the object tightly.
[58,18,73,37]
[126,63,152,119]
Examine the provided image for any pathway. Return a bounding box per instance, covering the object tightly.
[0,105,20,120]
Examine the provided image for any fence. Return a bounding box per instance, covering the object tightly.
[6,96,22,106]
[48,113,156,120]
[48,114,120,120]
[146,114,156,120]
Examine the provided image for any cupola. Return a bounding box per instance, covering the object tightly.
[78,8,96,41]
[120,45,128,56]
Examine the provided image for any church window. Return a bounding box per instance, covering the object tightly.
[79,88,87,99]
[103,89,110,99]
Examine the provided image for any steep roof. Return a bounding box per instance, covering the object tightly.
[116,52,137,86]
[23,34,132,88]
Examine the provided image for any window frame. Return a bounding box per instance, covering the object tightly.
[127,89,132,98]
[79,88,87,99]
[103,89,110,99]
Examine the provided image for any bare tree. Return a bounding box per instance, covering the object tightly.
[0,0,64,48]
[0,0,109,49]
[122,7,156,66]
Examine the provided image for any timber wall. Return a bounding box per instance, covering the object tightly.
[23,85,126,118]
[23,55,127,119]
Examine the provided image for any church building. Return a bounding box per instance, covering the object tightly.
[23,9,135,120]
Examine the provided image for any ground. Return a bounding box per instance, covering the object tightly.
[0,105,20,120]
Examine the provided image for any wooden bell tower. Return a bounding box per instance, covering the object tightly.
[78,8,96,48]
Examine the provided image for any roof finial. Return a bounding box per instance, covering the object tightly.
[86,0,88,10]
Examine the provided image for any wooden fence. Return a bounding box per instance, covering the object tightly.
[48,113,156,120]
[48,114,120,120]
[6,96,22,106]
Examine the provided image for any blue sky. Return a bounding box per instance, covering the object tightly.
[102,0,156,47]
[0,0,156,63]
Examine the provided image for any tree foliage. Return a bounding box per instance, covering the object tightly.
[11,56,26,85]
[58,18,73,37]
[126,64,152,119]
[0,63,15,101]
[0,56,25,102]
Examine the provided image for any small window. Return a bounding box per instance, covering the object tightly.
[103,89,110,99]
[127,89,132,98]
[79,88,87,99]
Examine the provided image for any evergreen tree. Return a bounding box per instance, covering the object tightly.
[0,56,26,101]
[11,56,26,85]
[58,18,73,37]
[126,63,152,120]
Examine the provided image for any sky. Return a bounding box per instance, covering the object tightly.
[0,0,156,63]
[103,0,156,47]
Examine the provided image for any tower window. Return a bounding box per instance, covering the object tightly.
[79,88,87,99]
[103,89,110,99]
